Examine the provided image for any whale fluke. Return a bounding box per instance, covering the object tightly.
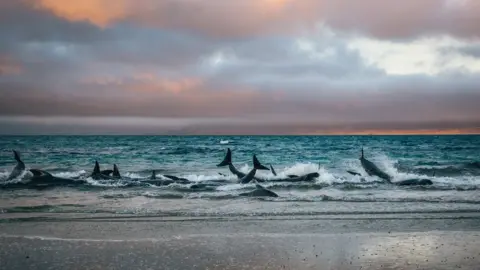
[7,150,26,181]
[253,155,269,170]
[151,170,156,180]
[239,155,269,184]
[112,164,121,179]
[217,148,232,167]
[13,150,21,162]
[270,165,277,176]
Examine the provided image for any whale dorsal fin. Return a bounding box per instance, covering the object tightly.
[30,169,52,177]
[253,155,269,170]
[217,148,232,167]
[151,170,156,180]
[93,161,101,175]
[113,164,121,178]
[360,148,364,159]
[270,164,277,176]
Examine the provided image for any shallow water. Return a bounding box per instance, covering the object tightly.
[0,135,479,216]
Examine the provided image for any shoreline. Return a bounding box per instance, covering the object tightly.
[1,212,480,269]
[1,222,479,270]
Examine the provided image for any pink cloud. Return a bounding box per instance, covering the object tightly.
[31,0,480,38]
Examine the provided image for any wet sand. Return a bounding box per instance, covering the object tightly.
[1,213,480,270]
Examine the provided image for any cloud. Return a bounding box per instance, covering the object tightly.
[28,0,480,39]
[1,1,480,134]
[349,35,480,76]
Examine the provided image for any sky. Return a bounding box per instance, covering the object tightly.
[0,0,479,135]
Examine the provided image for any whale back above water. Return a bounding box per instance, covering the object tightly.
[90,161,113,180]
[359,148,392,182]
[239,184,279,197]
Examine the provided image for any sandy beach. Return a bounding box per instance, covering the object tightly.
[1,212,479,270]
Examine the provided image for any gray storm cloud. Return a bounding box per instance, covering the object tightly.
[0,0,479,134]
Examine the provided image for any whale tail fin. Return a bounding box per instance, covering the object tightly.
[151,170,156,180]
[92,161,101,175]
[270,164,277,176]
[253,155,269,170]
[113,164,121,178]
[217,148,232,167]
[13,150,22,162]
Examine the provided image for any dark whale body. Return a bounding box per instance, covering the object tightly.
[239,184,279,197]
[359,148,392,182]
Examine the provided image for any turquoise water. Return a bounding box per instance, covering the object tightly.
[0,135,479,216]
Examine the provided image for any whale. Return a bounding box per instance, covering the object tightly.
[90,161,114,180]
[217,148,265,182]
[267,164,320,182]
[359,148,392,182]
[346,169,432,186]
[6,150,26,181]
[238,155,270,184]
[395,178,433,186]
[239,184,279,197]
[163,175,191,184]
[275,172,320,183]
[29,169,86,186]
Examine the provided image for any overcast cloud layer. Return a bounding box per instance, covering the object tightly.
[0,0,479,134]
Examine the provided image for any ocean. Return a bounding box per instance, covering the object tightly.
[1,135,479,217]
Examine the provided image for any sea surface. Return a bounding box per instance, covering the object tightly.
[0,135,479,218]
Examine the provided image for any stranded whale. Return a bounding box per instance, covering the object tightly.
[6,150,26,181]
[359,148,392,182]
[239,184,279,197]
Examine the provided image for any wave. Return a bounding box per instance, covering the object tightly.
[1,156,480,193]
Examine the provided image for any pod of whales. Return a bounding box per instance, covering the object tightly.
[217,148,320,183]
[2,146,438,193]
[30,169,87,187]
